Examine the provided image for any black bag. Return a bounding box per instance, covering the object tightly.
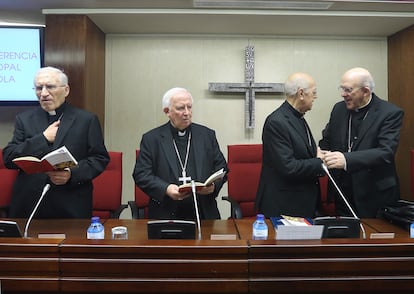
[377,200,414,231]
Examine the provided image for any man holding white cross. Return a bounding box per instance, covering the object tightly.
[133,87,228,220]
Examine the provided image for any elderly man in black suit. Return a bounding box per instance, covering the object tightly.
[255,72,325,218]
[3,66,109,218]
[133,87,228,220]
[320,67,403,218]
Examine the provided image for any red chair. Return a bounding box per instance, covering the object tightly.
[411,150,414,199]
[92,151,127,219]
[0,149,18,217]
[318,175,335,216]
[222,144,262,219]
[128,150,150,219]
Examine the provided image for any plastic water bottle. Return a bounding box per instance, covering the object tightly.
[410,223,414,238]
[87,216,105,239]
[252,214,268,240]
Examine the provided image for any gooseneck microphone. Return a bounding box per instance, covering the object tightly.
[24,183,51,238]
[191,180,202,240]
[321,164,366,239]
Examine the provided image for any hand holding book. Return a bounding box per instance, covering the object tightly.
[178,168,226,193]
[12,146,78,175]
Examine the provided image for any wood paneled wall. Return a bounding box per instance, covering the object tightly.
[44,15,105,127]
[388,24,414,200]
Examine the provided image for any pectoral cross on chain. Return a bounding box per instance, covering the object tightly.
[179,170,192,185]
[208,45,284,129]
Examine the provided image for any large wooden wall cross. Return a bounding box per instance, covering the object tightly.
[208,45,284,129]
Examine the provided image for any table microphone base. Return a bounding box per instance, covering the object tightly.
[314,216,360,238]
[147,220,196,239]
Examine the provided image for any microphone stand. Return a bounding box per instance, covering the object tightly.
[321,164,366,239]
[191,180,202,240]
[24,184,51,238]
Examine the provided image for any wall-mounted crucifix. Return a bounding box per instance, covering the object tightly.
[208,45,284,129]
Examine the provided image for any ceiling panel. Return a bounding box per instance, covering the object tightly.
[0,0,414,36]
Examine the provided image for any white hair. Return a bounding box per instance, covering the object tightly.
[161,87,193,110]
[34,66,68,86]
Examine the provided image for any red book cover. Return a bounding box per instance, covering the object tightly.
[12,146,78,175]
[178,168,226,193]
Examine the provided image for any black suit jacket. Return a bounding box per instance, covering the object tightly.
[133,122,228,220]
[255,101,324,218]
[319,93,404,217]
[3,103,109,218]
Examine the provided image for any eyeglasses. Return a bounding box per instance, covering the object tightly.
[338,86,362,94]
[33,85,66,92]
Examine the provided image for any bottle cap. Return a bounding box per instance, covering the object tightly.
[91,216,100,222]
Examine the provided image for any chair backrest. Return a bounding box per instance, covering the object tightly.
[318,174,335,216]
[411,150,414,199]
[226,144,334,218]
[129,149,150,219]
[92,151,127,219]
[226,144,262,218]
[0,149,18,217]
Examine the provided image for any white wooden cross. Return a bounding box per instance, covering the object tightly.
[208,45,284,129]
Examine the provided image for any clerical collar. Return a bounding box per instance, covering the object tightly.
[286,101,304,118]
[354,96,372,113]
[47,102,66,118]
[170,123,191,138]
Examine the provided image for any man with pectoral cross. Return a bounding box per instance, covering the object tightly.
[133,87,228,220]
[255,72,325,219]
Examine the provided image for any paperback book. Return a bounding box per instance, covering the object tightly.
[12,146,78,174]
[178,168,226,193]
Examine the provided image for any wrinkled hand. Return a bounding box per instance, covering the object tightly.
[322,151,346,169]
[166,184,191,201]
[43,120,60,143]
[316,147,324,159]
[46,169,71,185]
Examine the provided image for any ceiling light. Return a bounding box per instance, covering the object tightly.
[193,0,334,10]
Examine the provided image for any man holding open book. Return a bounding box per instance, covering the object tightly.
[2,67,109,218]
[133,87,228,220]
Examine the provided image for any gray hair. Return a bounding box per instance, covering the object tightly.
[34,66,68,86]
[359,71,375,91]
[161,87,193,110]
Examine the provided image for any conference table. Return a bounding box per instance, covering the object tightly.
[0,218,413,294]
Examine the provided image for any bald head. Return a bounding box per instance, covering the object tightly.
[341,67,375,91]
[284,72,317,114]
[339,67,374,110]
[284,72,316,97]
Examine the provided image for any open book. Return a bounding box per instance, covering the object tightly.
[12,146,78,174]
[178,168,226,193]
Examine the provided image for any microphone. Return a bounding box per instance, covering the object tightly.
[24,183,51,238]
[191,180,202,240]
[321,164,366,239]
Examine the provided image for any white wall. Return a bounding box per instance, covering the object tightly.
[105,35,388,219]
